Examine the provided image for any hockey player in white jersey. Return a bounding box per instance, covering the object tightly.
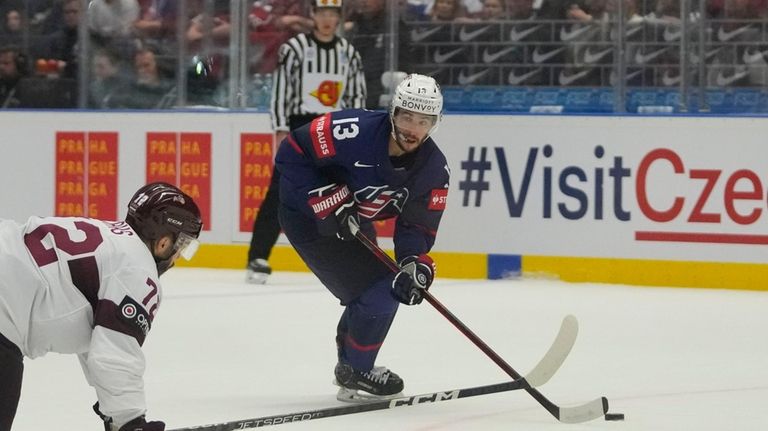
[0,182,202,431]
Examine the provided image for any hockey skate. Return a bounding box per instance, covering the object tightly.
[333,362,404,402]
[245,258,272,284]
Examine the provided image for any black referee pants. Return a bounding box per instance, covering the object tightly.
[247,169,281,262]
[0,331,22,431]
[247,114,318,264]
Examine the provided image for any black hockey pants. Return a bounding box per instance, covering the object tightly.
[0,331,22,431]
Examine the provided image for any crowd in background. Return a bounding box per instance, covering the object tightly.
[0,0,766,110]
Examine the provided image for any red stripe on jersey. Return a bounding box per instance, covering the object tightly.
[309,113,336,158]
[345,334,384,352]
[286,134,304,155]
[428,189,448,210]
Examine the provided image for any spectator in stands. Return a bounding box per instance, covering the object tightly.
[134,47,168,88]
[90,48,126,108]
[506,0,535,18]
[535,0,586,19]
[27,0,62,35]
[564,0,611,23]
[46,0,80,79]
[89,0,141,40]
[419,0,484,17]
[106,46,175,109]
[248,0,311,74]
[0,9,24,47]
[0,2,21,23]
[429,0,473,21]
[480,0,508,19]
[0,45,26,108]
[186,0,231,88]
[89,0,140,60]
[274,3,314,33]
[647,0,680,22]
[725,0,768,18]
[705,0,766,18]
[186,0,231,52]
[400,0,429,19]
[134,0,178,50]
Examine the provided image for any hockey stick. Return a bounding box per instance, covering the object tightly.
[351,225,609,423]
[168,307,578,431]
[168,380,525,431]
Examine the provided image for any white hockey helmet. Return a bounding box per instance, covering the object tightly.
[313,0,342,9]
[390,74,443,137]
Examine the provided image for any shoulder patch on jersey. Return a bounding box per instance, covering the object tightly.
[428,189,448,211]
[309,113,336,159]
[95,296,152,346]
[118,296,152,339]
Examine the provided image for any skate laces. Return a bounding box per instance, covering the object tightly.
[363,366,390,384]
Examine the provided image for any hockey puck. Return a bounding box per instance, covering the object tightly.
[605,413,625,421]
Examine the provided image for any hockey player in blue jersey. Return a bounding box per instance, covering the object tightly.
[275,74,449,400]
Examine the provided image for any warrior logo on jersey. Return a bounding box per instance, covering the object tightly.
[310,113,336,158]
[310,80,343,107]
[355,186,409,219]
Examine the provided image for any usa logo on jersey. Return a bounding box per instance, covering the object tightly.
[355,186,409,219]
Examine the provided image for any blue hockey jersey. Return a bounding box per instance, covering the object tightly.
[275,109,450,259]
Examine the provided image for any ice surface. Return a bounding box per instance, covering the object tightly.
[13,268,768,430]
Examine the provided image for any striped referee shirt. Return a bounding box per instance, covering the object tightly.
[270,32,367,131]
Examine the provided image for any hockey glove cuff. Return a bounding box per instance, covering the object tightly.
[391,254,436,305]
[308,183,358,241]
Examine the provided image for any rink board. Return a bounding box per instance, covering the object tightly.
[1,110,767,290]
[179,243,767,291]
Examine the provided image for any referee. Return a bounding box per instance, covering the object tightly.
[247,0,367,284]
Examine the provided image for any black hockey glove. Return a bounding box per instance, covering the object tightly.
[307,183,358,241]
[93,402,165,431]
[391,254,436,305]
[118,416,165,431]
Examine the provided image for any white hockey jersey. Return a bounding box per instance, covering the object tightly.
[0,216,162,427]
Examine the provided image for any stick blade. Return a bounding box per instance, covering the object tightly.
[557,396,609,424]
[524,315,578,387]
